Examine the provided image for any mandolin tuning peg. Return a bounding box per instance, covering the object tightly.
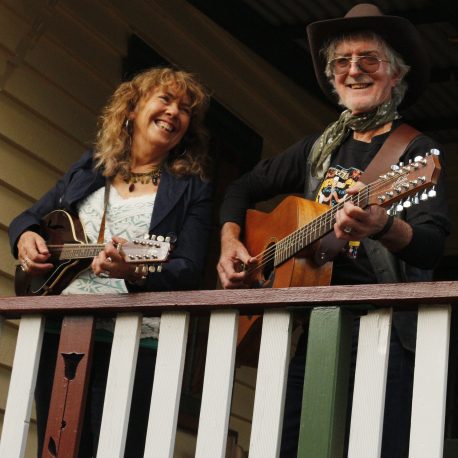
[414,155,423,162]
[391,164,400,171]
[412,193,420,205]
[157,265,162,272]
[428,186,437,198]
[150,234,156,240]
[143,233,149,239]
[430,148,440,156]
[157,236,164,242]
[148,266,156,273]
[420,190,429,201]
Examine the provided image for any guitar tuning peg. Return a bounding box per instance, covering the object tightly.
[428,186,437,198]
[391,164,400,171]
[399,161,404,167]
[414,155,423,162]
[430,148,440,156]
[420,190,429,201]
[150,234,157,240]
[157,265,162,272]
[148,266,156,273]
[403,198,412,208]
[157,236,164,242]
[143,234,149,239]
[413,193,420,205]
[395,200,404,213]
[387,204,396,216]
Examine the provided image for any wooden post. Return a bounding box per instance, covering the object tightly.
[409,305,451,458]
[249,309,292,457]
[298,307,352,458]
[348,308,392,457]
[43,316,95,458]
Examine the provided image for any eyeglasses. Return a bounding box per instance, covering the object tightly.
[328,55,390,75]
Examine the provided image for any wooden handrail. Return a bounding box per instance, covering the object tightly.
[1,281,458,316]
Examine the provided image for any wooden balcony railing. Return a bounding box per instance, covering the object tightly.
[0,281,457,458]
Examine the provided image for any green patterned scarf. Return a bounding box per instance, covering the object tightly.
[310,98,400,179]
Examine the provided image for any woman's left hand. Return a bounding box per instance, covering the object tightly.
[92,236,138,280]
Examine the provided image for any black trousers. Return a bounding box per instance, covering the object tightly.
[35,332,157,458]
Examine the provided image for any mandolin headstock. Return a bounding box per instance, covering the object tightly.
[120,234,174,273]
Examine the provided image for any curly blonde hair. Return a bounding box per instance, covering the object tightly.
[94,67,211,180]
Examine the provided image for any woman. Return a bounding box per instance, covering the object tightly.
[9,67,213,457]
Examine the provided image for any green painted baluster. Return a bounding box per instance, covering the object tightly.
[297,307,353,458]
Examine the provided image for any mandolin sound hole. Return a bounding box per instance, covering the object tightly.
[261,242,275,283]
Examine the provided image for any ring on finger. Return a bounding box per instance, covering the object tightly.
[343,225,353,234]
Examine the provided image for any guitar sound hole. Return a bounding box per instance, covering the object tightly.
[261,242,275,282]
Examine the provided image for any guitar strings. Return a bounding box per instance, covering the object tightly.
[245,179,380,275]
[244,165,426,276]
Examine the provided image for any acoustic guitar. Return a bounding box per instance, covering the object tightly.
[14,209,173,296]
[237,153,441,351]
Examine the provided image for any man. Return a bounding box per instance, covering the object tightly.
[217,4,450,457]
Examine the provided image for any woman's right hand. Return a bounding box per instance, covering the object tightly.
[17,231,53,274]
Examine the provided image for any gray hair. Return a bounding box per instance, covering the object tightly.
[321,31,410,107]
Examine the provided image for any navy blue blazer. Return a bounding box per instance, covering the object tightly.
[9,151,213,292]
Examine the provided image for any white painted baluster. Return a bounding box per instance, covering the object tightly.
[144,312,189,458]
[409,305,450,458]
[195,310,238,458]
[0,315,44,458]
[348,308,392,458]
[249,309,291,458]
[97,313,141,458]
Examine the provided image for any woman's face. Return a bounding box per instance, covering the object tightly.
[130,86,192,159]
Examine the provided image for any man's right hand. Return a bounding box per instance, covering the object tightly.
[217,222,257,289]
[17,231,53,274]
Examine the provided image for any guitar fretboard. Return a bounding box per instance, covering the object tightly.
[273,185,372,266]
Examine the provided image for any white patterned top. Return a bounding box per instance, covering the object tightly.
[62,185,160,339]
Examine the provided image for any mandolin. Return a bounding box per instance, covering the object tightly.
[237,153,441,350]
[14,209,173,296]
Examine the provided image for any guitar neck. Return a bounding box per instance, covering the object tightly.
[274,187,371,266]
[48,243,105,260]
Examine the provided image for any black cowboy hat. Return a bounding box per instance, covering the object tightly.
[306,3,430,108]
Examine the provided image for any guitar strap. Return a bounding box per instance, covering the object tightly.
[97,179,111,244]
[314,123,422,265]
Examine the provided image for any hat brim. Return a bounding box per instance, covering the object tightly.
[306,15,430,108]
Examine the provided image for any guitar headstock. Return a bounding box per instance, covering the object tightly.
[120,234,173,273]
[365,152,441,212]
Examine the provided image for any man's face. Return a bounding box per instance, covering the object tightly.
[332,38,399,114]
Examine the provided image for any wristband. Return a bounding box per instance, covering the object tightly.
[370,215,395,240]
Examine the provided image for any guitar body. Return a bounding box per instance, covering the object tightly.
[238,196,333,353]
[245,196,333,289]
[15,210,90,296]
